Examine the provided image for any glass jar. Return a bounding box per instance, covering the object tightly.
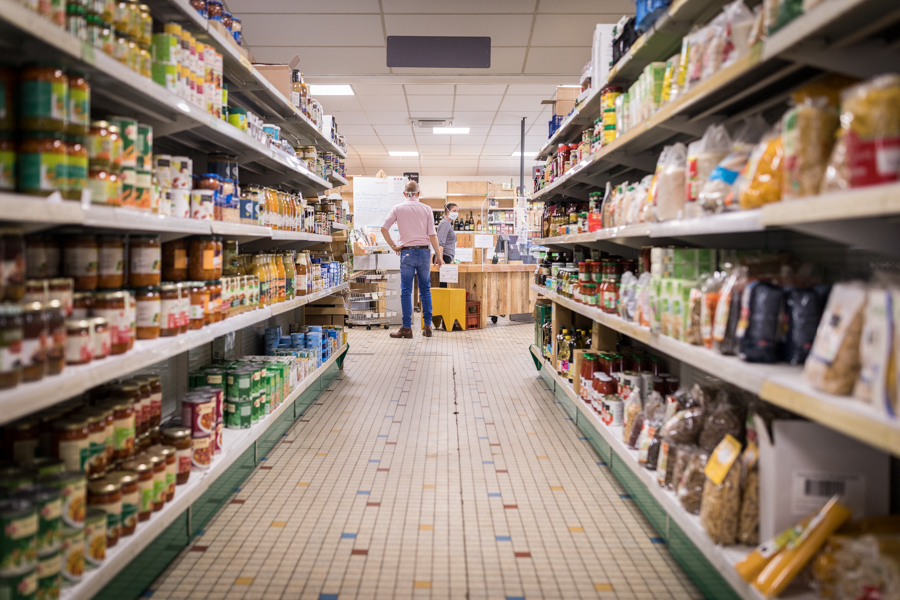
[222,240,238,277]
[22,301,48,382]
[53,418,90,472]
[206,0,223,20]
[188,237,219,281]
[159,284,179,337]
[107,400,135,462]
[133,287,160,340]
[108,124,123,173]
[140,452,165,511]
[189,0,205,16]
[160,427,191,485]
[97,235,125,289]
[64,136,88,201]
[64,318,92,366]
[45,300,66,375]
[107,470,138,536]
[0,304,23,389]
[161,239,187,281]
[82,409,109,477]
[119,458,151,521]
[145,445,176,502]
[92,291,128,354]
[176,282,189,334]
[206,280,221,324]
[66,73,90,136]
[48,278,73,317]
[20,64,68,133]
[63,235,99,291]
[189,281,207,330]
[88,120,112,170]
[128,235,161,287]
[87,479,121,546]
[2,230,25,302]
[20,132,67,196]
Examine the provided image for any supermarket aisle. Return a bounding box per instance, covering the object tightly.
[147,321,701,600]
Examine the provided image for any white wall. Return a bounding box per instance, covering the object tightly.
[346,174,535,197]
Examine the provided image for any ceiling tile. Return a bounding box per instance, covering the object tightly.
[505,84,562,96]
[382,0,536,13]
[351,145,388,154]
[450,146,484,155]
[383,15,533,46]
[407,95,454,112]
[424,166,480,176]
[418,148,451,156]
[340,127,378,137]
[525,47,592,74]
[494,112,543,124]
[408,112,455,120]
[366,112,412,125]
[242,15,384,47]
[373,124,415,135]
[539,0,633,13]
[488,124,529,135]
[403,85,456,95]
[250,47,390,75]
[456,84,509,95]
[454,95,502,112]
[227,0,380,12]
[315,95,363,112]
[498,95,547,112]
[530,15,620,47]
[414,137,452,146]
[357,95,408,112]
[331,111,374,125]
[378,135,417,144]
[351,84,405,95]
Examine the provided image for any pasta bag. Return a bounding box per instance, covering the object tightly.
[700,434,743,544]
[840,74,900,188]
[733,129,784,210]
[803,282,867,395]
[782,98,839,199]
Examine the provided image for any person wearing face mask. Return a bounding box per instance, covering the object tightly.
[436,202,458,289]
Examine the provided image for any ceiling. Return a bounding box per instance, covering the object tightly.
[227,0,633,177]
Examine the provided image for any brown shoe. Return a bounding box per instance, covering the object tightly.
[390,328,413,339]
[423,326,433,338]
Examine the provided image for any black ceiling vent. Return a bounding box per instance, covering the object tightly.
[386,36,491,68]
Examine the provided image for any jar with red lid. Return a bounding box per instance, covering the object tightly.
[161,427,191,485]
[72,292,92,319]
[90,317,109,360]
[590,261,602,283]
[48,278,73,317]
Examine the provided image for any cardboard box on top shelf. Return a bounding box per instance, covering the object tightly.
[555,85,580,119]
[755,415,890,541]
[253,55,301,102]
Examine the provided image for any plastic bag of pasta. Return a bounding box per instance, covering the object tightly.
[840,75,900,188]
[804,282,867,395]
[782,98,840,199]
[678,448,710,514]
[698,393,746,452]
[732,127,784,210]
[738,443,760,546]
[700,434,743,544]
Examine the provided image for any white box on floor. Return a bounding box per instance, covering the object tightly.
[377,253,400,269]
[755,416,890,540]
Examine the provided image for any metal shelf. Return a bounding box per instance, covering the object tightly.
[328,172,350,187]
[0,282,348,427]
[532,284,900,458]
[59,343,347,600]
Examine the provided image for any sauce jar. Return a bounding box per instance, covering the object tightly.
[67,73,90,136]
[161,427,191,485]
[107,400,135,462]
[134,287,160,340]
[20,132,67,196]
[0,304,23,389]
[139,452,165,512]
[189,281,208,330]
[48,278,73,317]
[128,235,161,287]
[176,282,189,333]
[119,458,151,522]
[190,433,212,470]
[21,301,49,382]
[87,479,121,548]
[90,317,110,359]
[53,418,90,473]
[108,124,123,173]
[88,166,111,205]
[25,235,59,280]
[20,64,68,133]
[0,135,10,192]
[65,135,88,201]
[44,299,66,376]
[131,376,160,428]
[88,121,112,170]
[145,445,176,502]
[106,470,138,536]
[97,235,125,289]
[1,229,26,301]
[160,284,180,337]
[205,280,221,324]
[91,291,128,355]
[161,239,187,281]
[113,382,144,436]
[82,409,110,476]
[188,236,218,281]
[63,236,99,291]
[64,319,92,366]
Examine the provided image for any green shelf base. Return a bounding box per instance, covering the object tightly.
[530,345,543,371]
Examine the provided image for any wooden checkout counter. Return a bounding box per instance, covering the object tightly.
[428,263,538,329]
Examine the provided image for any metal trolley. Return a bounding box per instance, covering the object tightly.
[347,270,398,330]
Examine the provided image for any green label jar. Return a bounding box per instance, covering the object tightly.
[19,134,67,195]
[20,70,68,132]
[68,87,89,133]
[0,139,15,191]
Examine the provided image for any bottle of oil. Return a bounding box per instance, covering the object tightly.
[558,335,572,380]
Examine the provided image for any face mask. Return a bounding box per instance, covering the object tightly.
[448,212,459,221]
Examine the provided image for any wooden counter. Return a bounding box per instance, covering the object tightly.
[428,263,537,328]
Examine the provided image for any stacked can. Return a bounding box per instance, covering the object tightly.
[154,154,192,218]
[305,327,322,367]
[264,327,283,355]
[290,333,305,349]
[224,368,253,429]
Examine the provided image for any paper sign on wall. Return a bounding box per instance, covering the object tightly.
[455,248,473,263]
[474,234,494,248]
[439,265,459,283]
[485,248,496,261]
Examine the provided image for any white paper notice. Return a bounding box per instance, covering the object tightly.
[485,248,496,261]
[455,248,473,263]
[474,234,494,248]
[439,265,459,283]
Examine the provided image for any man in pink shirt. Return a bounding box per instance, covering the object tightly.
[381,181,444,338]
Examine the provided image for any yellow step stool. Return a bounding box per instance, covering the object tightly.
[422,288,467,331]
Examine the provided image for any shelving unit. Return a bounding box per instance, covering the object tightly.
[60,343,348,600]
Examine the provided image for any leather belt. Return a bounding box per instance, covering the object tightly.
[401,245,429,250]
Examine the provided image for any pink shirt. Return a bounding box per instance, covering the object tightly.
[381,198,436,247]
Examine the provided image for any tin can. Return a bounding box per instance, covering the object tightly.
[601,396,624,428]
[82,509,105,568]
[0,499,37,577]
[203,368,226,389]
[36,550,60,600]
[136,125,152,170]
[34,473,84,531]
[181,394,215,436]
[0,568,36,600]
[12,487,61,558]
[109,117,137,168]
[215,422,222,454]
[227,369,252,401]
[59,528,83,583]
[190,434,212,470]
[617,370,641,400]
[194,386,223,423]
[190,190,214,220]
[169,188,189,218]
[224,399,252,429]
[0,468,32,494]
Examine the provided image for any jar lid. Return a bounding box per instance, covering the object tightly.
[137,452,162,467]
[90,317,108,327]
[120,458,151,474]
[87,480,119,496]
[107,470,138,486]
[95,291,127,301]
[22,301,45,314]
[65,318,92,331]
[146,444,175,458]
[53,418,88,431]
[161,427,190,440]
[115,383,141,394]
[160,284,177,292]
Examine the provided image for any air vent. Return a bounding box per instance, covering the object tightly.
[411,119,453,129]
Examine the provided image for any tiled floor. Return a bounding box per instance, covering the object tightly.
[148,319,701,600]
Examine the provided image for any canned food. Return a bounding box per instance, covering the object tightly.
[35,472,85,530]
[36,550,60,600]
[227,368,252,401]
[82,509,105,568]
[617,371,641,400]
[59,528,83,583]
[224,399,251,429]
[12,486,61,558]
[0,568,37,600]
[190,434,212,469]
[601,396,624,428]
[0,498,37,577]
[181,393,215,436]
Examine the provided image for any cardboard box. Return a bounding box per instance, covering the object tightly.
[254,63,292,101]
[306,305,347,316]
[555,85,580,118]
[756,416,890,540]
[304,314,343,326]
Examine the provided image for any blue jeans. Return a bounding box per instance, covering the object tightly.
[400,248,432,329]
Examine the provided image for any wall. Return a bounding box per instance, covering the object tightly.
[341,174,535,198]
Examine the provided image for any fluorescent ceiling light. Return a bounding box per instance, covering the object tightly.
[511,151,537,157]
[389,151,419,157]
[309,84,354,96]
[433,127,469,134]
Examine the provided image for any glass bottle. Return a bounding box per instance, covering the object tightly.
[250,255,268,308]
[264,255,278,306]
[295,252,308,296]
[542,320,553,359]
[282,253,296,300]
[273,254,286,304]
[557,335,571,379]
